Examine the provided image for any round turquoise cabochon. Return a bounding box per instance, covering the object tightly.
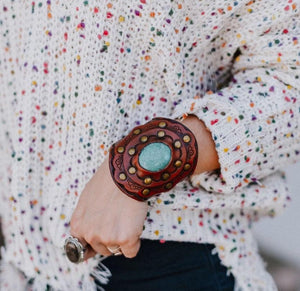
[139,142,171,172]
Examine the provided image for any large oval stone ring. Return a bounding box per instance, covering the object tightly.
[107,246,123,256]
[64,236,86,263]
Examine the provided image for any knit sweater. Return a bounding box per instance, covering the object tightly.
[0,1,299,290]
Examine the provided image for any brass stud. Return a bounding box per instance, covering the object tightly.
[142,189,150,196]
[144,177,152,185]
[175,160,182,167]
[158,121,167,128]
[117,146,125,153]
[162,173,170,180]
[184,163,191,170]
[133,129,141,135]
[140,136,148,143]
[183,135,191,143]
[157,131,165,138]
[128,148,136,156]
[119,173,127,180]
[174,140,181,148]
[128,167,136,174]
[165,182,173,189]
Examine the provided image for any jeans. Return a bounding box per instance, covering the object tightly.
[95,239,235,291]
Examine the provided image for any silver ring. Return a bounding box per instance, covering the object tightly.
[64,236,86,263]
[107,246,123,256]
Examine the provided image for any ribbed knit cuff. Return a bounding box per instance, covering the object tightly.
[172,97,259,193]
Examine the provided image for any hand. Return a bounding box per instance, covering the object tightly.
[70,158,148,260]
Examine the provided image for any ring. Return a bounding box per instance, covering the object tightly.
[64,236,86,263]
[107,246,123,256]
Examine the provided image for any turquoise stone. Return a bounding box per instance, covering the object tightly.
[139,143,171,172]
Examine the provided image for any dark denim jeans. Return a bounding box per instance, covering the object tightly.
[96,239,235,291]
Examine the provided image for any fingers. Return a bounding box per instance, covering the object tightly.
[70,229,112,259]
[85,233,141,258]
[71,216,142,259]
[69,229,141,260]
[120,238,141,258]
[89,242,112,257]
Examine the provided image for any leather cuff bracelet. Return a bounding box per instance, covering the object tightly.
[109,118,198,201]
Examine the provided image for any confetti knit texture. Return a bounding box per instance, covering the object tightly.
[0,1,300,290]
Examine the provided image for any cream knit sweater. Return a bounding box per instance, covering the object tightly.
[0,1,299,290]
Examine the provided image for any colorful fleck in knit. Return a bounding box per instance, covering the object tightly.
[0,1,299,290]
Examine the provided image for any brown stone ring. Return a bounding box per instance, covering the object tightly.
[64,236,86,264]
[109,117,198,201]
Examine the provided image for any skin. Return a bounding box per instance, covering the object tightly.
[70,115,220,260]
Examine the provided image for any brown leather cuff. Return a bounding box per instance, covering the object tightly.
[109,118,198,201]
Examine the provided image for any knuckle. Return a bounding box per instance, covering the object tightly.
[127,238,140,248]
[118,237,130,246]
[124,249,138,258]
[85,232,98,245]
[117,233,133,246]
[119,234,139,248]
[101,236,114,246]
[70,218,81,235]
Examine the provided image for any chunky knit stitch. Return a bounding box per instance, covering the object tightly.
[0,1,299,290]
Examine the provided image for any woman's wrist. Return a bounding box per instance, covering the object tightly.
[109,118,198,201]
[180,115,220,175]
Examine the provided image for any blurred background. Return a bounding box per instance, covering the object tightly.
[0,163,299,290]
[254,163,300,291]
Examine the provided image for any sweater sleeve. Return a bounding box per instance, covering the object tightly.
[173,7,300,194]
